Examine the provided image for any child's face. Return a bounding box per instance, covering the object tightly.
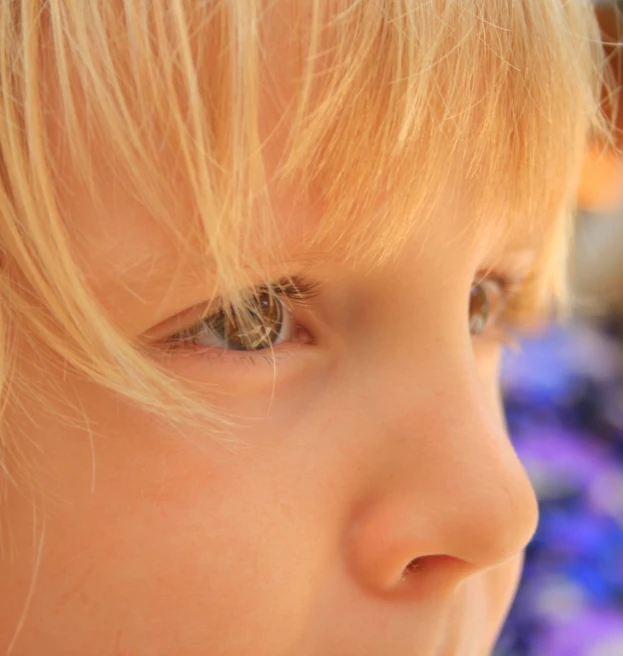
[0,169,538,655]
[0,13,541,656]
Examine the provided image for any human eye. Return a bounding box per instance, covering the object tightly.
[468,274,519,340]
[167,277,319,354]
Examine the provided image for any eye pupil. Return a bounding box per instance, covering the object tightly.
[469,283,490,336]
[210,291,285,350]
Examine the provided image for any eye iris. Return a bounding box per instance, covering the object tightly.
[210,292,285,351]
[469,283,489,335]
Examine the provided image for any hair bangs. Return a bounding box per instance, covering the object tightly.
[25,1,607,272]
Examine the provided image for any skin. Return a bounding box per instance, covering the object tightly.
[0,177,539,656]
[0,12,540,656]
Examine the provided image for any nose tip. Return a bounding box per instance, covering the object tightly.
[437,444,539,568]
[351,473,537,594]
[348,404,539,594]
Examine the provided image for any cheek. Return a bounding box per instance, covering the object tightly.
[0,381,331,656]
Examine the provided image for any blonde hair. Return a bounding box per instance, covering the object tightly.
[0,1,609,485]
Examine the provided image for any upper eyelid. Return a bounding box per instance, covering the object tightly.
[474,267,525,289]
[164,277,321,340]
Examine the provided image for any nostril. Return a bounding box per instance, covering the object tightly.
[401,557,424,580]
[398,555,474,592]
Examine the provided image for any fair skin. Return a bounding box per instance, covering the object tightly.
[0,167,539,655]
[0,19,539,656]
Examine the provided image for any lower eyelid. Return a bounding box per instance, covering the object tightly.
[165,331,310,362]
[157,339,321,388]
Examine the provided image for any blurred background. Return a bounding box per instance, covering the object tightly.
[495,3,623,653]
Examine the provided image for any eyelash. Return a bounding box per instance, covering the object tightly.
[166,276,320,350]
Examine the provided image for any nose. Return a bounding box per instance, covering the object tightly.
[348,361,539,594]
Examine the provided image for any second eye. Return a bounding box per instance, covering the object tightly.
[469,278,506,336]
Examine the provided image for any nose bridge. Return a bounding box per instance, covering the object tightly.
[350,353,538,590]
